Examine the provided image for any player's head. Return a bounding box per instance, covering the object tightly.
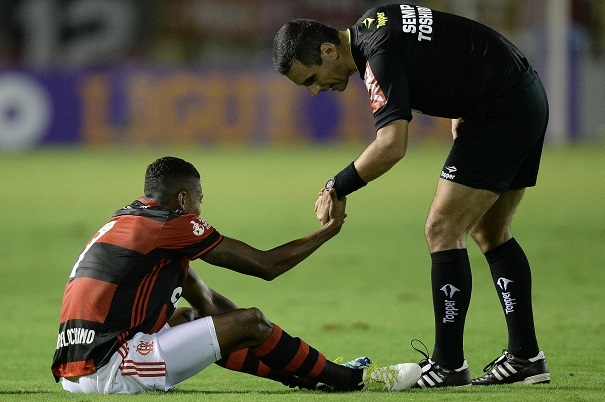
[144,156,202,215]
[273,19,352,96]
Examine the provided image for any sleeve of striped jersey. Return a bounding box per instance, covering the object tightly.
[159,215,223,260]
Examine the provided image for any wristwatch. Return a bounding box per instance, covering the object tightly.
[324,178,335,190]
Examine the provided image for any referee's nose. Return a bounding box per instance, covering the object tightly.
[306,84,321,96]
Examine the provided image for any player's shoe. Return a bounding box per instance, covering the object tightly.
[343,356,372,369]
[360,360,422,391]
[472,350,550,385]
[411,339,471,388]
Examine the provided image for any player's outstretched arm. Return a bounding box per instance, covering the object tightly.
[201,191,346,280]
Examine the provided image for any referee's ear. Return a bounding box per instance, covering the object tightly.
[320,42,338,60]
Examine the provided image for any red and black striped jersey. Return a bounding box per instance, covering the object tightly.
[51,198,223,381]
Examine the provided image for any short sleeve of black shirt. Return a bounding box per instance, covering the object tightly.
[350,7,414,128]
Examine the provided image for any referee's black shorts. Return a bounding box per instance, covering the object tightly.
[441,72,549,193]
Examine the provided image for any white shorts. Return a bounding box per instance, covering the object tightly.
[62,316,221,394]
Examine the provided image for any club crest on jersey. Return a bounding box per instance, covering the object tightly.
[190,220,205,236]
[364,62,386,113]
[363,17,375,28]
[136,340,154,356]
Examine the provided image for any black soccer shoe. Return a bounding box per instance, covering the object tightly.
[410,339,471,388]
[472,350,550,385]
[413,358,472,388]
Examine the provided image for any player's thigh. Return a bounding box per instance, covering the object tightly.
[159,308,269,360]
[158,316,222,388]
[426,179,499,251]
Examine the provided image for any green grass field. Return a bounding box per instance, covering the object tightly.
[1,144,604,401]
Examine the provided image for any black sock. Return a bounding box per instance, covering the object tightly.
[430,249,472,369]
[485,238,539,358]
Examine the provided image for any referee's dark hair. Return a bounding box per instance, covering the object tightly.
[273,19,340,74]
[144,157,200,205]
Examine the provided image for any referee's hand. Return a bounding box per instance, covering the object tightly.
[315,188,346,226]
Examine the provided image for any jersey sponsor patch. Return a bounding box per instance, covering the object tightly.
[364,62,386,113]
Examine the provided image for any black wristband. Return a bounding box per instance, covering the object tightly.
[330,162,367,199]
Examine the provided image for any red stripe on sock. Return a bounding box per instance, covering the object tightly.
[252,324,283,357]
[283,340,309,373]
[224,349,248,371]
[308,353,327,378]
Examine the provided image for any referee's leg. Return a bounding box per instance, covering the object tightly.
[424,179,499,370]
[470,188,541,359]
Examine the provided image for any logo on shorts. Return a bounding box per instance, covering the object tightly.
[440,166,457,180]
[136,340,154,356]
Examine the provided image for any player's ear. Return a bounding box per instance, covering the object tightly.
[177,191,187,210]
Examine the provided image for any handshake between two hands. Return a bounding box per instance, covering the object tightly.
[314,188,347,226]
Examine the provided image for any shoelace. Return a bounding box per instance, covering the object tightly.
[411,338,431,367]
[482,350,508,373]
[360,361,399,391]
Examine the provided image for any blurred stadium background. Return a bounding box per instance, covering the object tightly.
[0,0,604,151]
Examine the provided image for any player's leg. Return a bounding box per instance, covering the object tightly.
[163,308,327,389]
[169,307,335,390]
[161,307,420,391]
[159,308,362,391]
[416,179,499,388]
[167,307,338,390]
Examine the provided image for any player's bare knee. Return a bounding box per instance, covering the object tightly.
[242,307,273,340]
[168,307,200,326]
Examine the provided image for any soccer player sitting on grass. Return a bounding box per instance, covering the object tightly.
[51,156,421,394]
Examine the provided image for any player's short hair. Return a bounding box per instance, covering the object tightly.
[273,19,340,74]
[144,156,200,205]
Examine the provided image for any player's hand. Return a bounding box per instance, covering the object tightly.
[315,188,346,226]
